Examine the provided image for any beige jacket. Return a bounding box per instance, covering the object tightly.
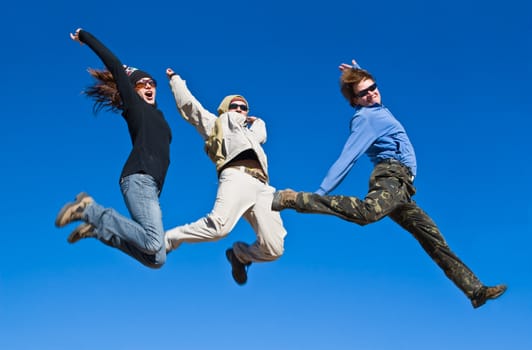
[168,74,269,177]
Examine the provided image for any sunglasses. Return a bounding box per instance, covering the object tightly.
[228,103,248,111]
[135,79,157,89]
[354,83,377,98]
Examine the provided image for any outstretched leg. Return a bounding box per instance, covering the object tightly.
[275,162,412,225]
[389,202,506,308]
[165,168,255,251]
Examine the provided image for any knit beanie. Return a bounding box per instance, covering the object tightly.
[217,94,249,116]
[124,65,154,85]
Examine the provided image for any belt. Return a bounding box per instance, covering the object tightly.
[379,158,415,182]
[230,166,268,184]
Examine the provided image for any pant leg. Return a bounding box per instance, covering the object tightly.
[233,182,287,264]
[84,174,166,269]
[165,168,256,250]
[295,162,410,225]
[389,203,483,298]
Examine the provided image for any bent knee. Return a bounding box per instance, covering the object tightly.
[147,261,165,269]
[143,252,166,269]
[263,240,285,260]
[145,241,164,254]
[269,246,284,259]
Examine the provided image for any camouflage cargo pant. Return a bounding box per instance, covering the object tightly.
[295,159,482,298]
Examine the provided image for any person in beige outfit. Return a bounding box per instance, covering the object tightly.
[164,68,287,285]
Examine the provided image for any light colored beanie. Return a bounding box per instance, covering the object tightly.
[217,94,249,116]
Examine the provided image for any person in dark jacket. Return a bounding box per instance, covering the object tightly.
[55,28,172,269]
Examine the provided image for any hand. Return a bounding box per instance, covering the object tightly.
[246,116,258,124]
[70,28,83,44]
[338,59,358,71]
[166,68,175,79]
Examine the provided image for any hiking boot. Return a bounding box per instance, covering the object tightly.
[271,189,297,211]
[471,284,507,308]
[68,223,96,244]
[55,192,94,227]
[225,248,251,285]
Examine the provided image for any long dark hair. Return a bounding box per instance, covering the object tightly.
[84,68,123,114]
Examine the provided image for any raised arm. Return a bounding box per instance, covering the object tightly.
[166,68,218,140]
[70,28,138,107]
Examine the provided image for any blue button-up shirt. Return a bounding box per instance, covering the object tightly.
[316,104,417,195]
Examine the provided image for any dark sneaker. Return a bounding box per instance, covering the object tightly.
[225,248,251,285]
[271,189,297,211]
[68,223,96,244]
[471,284,507,308]
[55,192,94,227]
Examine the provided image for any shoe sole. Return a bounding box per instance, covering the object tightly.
[55,192,90,227]
[488,285,507,299]
[67,223,94,244]
[472,284,507,308]
[226,249,248,285]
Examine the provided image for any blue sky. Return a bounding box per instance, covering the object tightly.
[1,0,531,349]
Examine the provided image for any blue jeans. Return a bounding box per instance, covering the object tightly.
[84,173,166,268]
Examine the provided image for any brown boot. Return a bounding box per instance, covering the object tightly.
[271,189,297,211]
[68,223,96,244]
[55,192,94,227]
[471,284,507,308]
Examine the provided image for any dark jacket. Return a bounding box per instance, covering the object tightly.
[79,30,171,192]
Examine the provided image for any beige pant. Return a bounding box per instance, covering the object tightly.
[165,167,287,264]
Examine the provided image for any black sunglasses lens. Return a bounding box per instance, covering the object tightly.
[356,83,377,98]
[229,103,248,111]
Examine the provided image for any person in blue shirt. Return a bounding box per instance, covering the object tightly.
[272,59,506,308]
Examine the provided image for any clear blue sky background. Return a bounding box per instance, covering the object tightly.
[1,1,530,349]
